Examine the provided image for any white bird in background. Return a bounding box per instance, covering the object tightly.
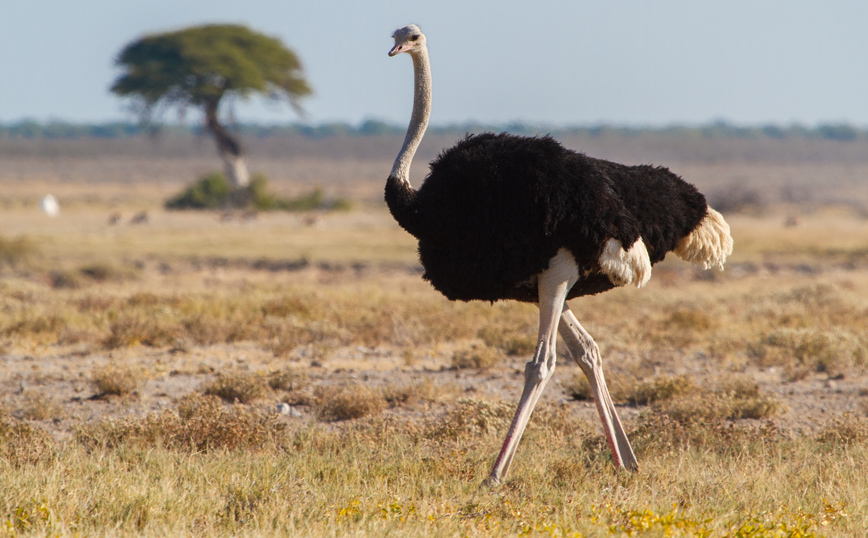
[40,194,60,217]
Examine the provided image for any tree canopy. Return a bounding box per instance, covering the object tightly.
[111,24,312,118]
[111,24,312,190]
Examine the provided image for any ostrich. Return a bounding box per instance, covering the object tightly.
[385,24,733,485]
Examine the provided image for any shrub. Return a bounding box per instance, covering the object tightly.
[382,378,443,406]
[201,372,269,404]
[77,393,283,451]
[426,398,513,440]
[166,172,232,209]
[758,328,867,378]
[166,172,352,212]
[627,374,698,406]
[102,315,182,348]
[451,343,501,370]
[267,368,310,393]
[313,384,386,421]
[19,391,65,421]
[816,413,868,446]
[91,365,140,396]
[653,375,783,423]
[0,413,55,466]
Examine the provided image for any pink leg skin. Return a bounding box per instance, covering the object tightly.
[558,306,637,470]
[484,251,577,486]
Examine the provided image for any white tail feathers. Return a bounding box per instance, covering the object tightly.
[674,207,733,270]
[599,238,652,288]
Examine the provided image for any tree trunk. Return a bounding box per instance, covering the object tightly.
[204,101,250,189]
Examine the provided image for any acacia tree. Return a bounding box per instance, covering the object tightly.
[111,24,311,189]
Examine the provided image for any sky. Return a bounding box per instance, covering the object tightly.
[2,0,867,128]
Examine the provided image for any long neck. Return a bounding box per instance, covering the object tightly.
[390,47,432,185]
[385,46,431,239]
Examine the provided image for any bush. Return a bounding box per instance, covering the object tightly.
[426,398,513,440]
[91,365,140,396]
[76,393,283,451]
[166,172,352,211]
[451,343,501,370]
[0,413,55,466]
[313,385,386,421]
[166,172,232,209]
[201,372,269,404]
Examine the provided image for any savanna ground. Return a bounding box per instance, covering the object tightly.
[1,132,868,536]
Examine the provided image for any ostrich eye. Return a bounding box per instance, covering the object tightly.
[409,35,419,41]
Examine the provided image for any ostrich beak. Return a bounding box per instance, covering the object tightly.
[388,43,408,56]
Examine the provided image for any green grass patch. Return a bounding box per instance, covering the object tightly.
[165,172,351,211]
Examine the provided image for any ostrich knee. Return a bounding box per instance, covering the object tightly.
[525,341,556,383]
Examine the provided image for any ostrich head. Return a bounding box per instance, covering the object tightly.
[389,24,426,56]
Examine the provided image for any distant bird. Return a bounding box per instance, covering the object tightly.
[385,25,733,485]
[40,194,60,217]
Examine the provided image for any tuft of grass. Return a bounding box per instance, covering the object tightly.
[756,327,867,379]
[102,314,183,349]
[267,368,310,393]
[654,375,783,423]
[91,365,139,397]
[718,375,784,419]
[816,413,868,446]
[382,378,443,406]
[201,372,269,404]
[627,374,699,406]
[564,374,595,401]
[451,342,501,370]
[313,384,386,421]
[77,393,283,452]
[566,373,782,423]
[426,398,514,440]
[0,413,55,466]
[665,307,718,331]
[564,371,635,403]
[18,391,65,421]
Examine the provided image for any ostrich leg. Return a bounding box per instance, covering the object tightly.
[485,250,578,485]
[558,306,637,469]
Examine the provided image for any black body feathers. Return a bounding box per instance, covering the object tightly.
[385,133,708,303]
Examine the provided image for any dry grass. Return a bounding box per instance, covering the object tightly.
[0,234,37,269]
[426,397,514,440]
[382,378,444,406]
[267,367,310,393]
[91,365,140,397]
[3,142,868,535]
[565,373,784,424]
[313,384,387,421]
[450,342,502,370]
[76,393,283,452]
[17,391,65,421]
[2,400,867,536]
[477,326,536,356]
[201,372,269,404]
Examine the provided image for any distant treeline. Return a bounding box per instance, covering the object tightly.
[1,118,866,142]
